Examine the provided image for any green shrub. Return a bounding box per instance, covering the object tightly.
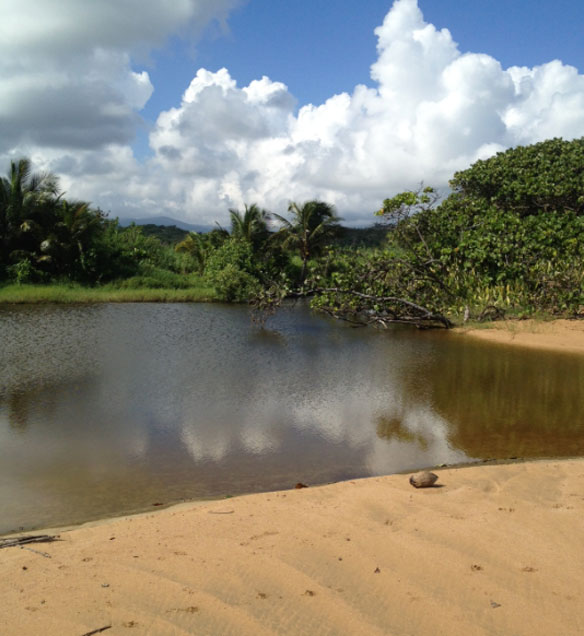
[115,266,192,289]
[204,238,261,301]
[6,259,44,285]
[206,264,260,302]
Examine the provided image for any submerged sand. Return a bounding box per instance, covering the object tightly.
[2,459,584,635]
[456,318,584,355]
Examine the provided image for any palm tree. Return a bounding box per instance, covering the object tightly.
[54,200,102,277]
[175,232,209,274]
[229,203,269,249]
[0,158,60,266]
[271,200,341,281]
[175,228,229,274]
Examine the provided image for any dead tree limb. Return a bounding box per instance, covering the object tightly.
[0,535,60,549]
[316,287,453,329]
[249,284,452,330]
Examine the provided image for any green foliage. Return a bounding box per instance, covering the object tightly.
[207,265,260,302]
[115,268,201,290]
[272,200,342,281]
[229,203,269,249]
[175,229,228,274]
[204,238,261,301]
[450,137,584,216]
[204,236,256,276]
[376,186,436,219]
[367,139,584,318]
[311,245,453,322]
[6,259,43,285]
[0,158,147,285]
[4,140,583,319]
[0,158,60,272]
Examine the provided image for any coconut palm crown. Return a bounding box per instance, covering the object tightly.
[271,200,342,281]
[0,158,60,266]
[228,203,270,250]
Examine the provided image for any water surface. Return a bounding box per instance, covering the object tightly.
[1,303,583,533]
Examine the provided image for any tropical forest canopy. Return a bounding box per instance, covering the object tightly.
[1,137,583,326]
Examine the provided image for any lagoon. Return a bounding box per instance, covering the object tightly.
[1,302,583,534]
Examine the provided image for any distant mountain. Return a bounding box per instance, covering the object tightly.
[117,216,213,233]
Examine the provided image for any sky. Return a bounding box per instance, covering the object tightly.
[1,0,583,226]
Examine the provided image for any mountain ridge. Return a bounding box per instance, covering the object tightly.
[117,215,213,233]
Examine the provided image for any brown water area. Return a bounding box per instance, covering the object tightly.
[1,303,583,534]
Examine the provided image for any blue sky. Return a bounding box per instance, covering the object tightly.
[1,0,584,225]
[142,0,584,118]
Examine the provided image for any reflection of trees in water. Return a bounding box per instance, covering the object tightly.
[5,391,30,430]
[376,416,429,450]
[1,375,99,433]
[420,342,584,458]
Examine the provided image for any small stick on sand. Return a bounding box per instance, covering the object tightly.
[80,626,112,636]
[20,546,52,558]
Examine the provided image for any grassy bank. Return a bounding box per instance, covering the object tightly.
[0,283,218,304]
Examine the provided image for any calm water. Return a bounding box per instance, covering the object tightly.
[1,303,583,534]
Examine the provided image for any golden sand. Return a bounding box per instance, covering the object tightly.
[2,459,584,635]
[455,318,584,355]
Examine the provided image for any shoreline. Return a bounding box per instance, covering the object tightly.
[0,455,568,541]
[1,454,574,539]
[453,318,584,355]
[2,458,583,635]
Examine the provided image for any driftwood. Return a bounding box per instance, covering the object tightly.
[0,534,60,549]
[80,627,112,636]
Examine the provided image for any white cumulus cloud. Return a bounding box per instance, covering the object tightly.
[3,0,584,225]
[0,0,241,153]
[138,0,584,224]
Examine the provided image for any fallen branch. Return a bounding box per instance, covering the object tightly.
[249,284,453,330]
[317,287,453,329]
[0,535,60,549]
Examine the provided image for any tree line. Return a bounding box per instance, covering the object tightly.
[1,137,583,326]
[0,158,174,285]
[316,137,584,326]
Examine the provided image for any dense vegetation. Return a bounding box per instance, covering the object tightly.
[1,137,583,326]
[310,137,584,327]
[0,158,206,292]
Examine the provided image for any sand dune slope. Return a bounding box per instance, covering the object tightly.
[2,459,584,635]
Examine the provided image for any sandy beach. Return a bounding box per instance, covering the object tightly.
[2,319,584,635]
[455,318,584,355]
[1,459,584,635]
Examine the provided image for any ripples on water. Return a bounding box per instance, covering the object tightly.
[1,303,583,533]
